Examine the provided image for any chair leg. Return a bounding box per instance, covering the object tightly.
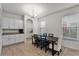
[60,49,62,52]
[58,52,60,56]
[52,51,60,56]
[33,43,35,46]
[45,45,48,53]
[45,46,47,53]
[41,46,42,50]
[36,44,39,48]
[52,51,56,56]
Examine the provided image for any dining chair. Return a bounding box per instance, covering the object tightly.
[43,33,47,37]
[48,33,54,37]
[38,35,50,53]
[32,34,38,47]
[49,36,62,56]
[54,36,62,55]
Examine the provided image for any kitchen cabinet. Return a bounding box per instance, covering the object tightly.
[9,19,20,29]
[9,19,15,29]
[19,34,24,42]
[14,19,19,29]
[2,35,9,46]
[8,35,16,45]
[2,18,10,29]
[15,34,19,43]
[15,34,24,43]
[2,34,24,46]
[2,18,23,29]
[18,20,23,29]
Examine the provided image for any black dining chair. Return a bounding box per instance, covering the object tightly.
[32,34,39,47]
[36,35,42,47]
[38,34,50,52]
[43,33,47,37]
[48,33,54,37]
[48,37,62,56]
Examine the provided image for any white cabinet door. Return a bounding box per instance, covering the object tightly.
[15,20,19,29]
[2,34,24,46]
[2,35,9,46]
[8,35,16,45]
[19,34,24,42]
[6,19,17,29]
[15,34,19,43]
[15,34,24,43]
[2,18,23,29]
[9,19,14,29]
[18,20,20,29]
[2,35,17,46]
[2,18,9,29]
[21,34,24,41]
[15,34,22,43]
[20,20,23,29]
[18,20,23,29]
[9,19,18,29]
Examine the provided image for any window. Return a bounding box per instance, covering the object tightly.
[40,21,46,28]
[40,21,46,34]
[63,14,78,40]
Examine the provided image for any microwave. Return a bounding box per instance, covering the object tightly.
[19,29,24,33]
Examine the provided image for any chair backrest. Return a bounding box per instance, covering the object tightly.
[48,36,58,50]
[33,34,38,40]
[37,35,42,40]
[43,33,47,37]
[48,33,54,40]
[48,33,54,37]
[54,36,63,51]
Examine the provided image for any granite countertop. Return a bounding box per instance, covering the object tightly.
[2,32,24,35]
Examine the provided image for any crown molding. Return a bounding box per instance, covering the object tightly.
[38,4,79,19]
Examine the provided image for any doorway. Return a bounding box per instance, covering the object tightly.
[26,19,33,39]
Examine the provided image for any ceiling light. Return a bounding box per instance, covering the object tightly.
[22,4,44,17]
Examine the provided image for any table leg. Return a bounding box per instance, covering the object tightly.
[52,41,54,55]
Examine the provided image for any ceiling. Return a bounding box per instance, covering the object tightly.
[2,3,78,18]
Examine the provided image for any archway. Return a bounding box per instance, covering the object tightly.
[26,19,33,39]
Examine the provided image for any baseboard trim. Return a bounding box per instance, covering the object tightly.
[62,46,79,51]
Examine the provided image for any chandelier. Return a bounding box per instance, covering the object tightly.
[31,9,37,18]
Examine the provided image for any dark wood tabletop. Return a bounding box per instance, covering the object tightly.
[48,37,58,42]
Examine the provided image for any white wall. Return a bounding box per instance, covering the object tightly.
[39,5,79,50]
[33,18,39,34]
[0,3,2,55]
[39,12,62,37]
